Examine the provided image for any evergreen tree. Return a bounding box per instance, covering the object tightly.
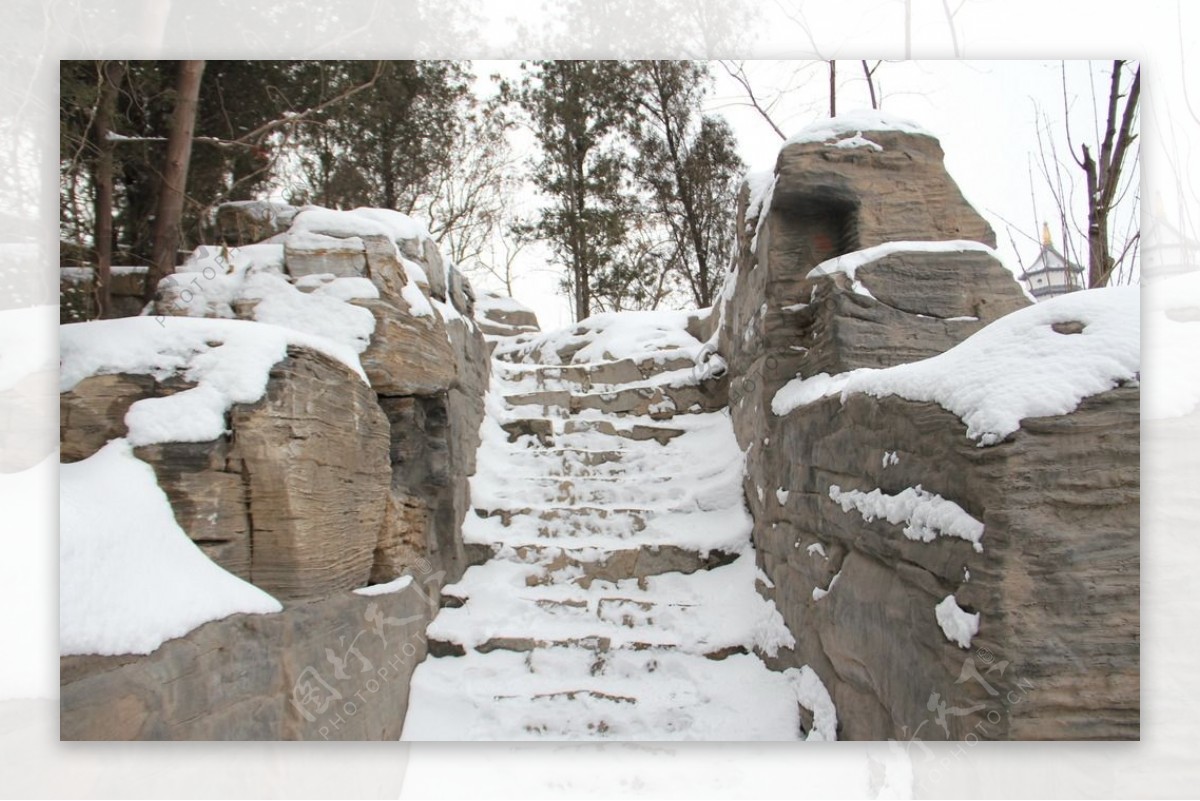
[515,60,640,321]
[632,61,744,308]
[298,60,472,213]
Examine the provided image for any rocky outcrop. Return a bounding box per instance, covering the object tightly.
[720,128,1029,389]
[474,289,541,337]
[718,122,1139,740]
[60,575,440,740]
[59,204,497,740]
[61,347,391,598]
[215,200,298,246]
[748,389,1138,741]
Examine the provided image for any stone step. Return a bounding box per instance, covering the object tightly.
[463,502,752,555]
[503,382,723,419]
[494,354,700,392]
[427,551,774,658]
[476,448,634,479]
[500,418,685,447]
[471,506,651,538]
[458,541,739,582]
[402,648,809,740]
[427,593,740,657]
[472,475,685,508]
[428,634,746,660]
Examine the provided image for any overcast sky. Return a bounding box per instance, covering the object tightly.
[468,59,1137,331]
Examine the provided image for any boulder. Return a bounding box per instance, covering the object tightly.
[229,347,390,599]
[215,201,298,246]
[354,298,456,396]
[58,203,494,740]
[60,578,440,740]
[474,290,541,337]
[718,122,1137,741]
[753,387,1139,741]
[283,233,366,278]
[61,348,391,599]
[720,128,1030,387]
[770,128,996,254]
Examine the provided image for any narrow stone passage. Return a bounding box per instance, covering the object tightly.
[401,336,836,740]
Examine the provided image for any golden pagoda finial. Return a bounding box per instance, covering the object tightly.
[1041,221,1053,246]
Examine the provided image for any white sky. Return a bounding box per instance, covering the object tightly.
[467,59,1138,331]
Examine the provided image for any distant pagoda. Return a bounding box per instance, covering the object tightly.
[1021,222,1085,301]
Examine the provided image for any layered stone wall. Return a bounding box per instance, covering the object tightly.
[59,203,498,739]
[717,126,1139,740]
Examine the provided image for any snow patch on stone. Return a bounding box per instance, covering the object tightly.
[935,594,980,649]
[828,484,984,552]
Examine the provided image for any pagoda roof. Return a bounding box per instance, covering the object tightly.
[1021,243,1084,279]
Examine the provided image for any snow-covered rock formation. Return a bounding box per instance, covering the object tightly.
[708,114,1140,741]
[59,205,491,739]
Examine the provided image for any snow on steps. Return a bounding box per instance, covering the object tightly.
[402,330,835,741]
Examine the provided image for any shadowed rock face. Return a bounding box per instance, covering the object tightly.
[718,127,1138,740]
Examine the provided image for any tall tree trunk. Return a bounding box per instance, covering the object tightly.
[93,60,125,318]
[1080,61,1140,288]
[146,60,205,303]
[862,60,878,110]
[829,60,837,117]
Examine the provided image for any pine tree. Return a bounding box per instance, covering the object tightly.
[632,61,744,309]
[299,60,472,213]
[515,60,639,321]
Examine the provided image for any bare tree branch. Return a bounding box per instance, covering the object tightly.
[719,61,787,140]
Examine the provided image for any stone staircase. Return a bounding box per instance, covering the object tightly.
[401,344,834,741]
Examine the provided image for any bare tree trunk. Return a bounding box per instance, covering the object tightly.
[93,60,125,318]
[862,60,879,109]
[829,60,837,117]
[146,60,205,303]
[1079,61,1140,288]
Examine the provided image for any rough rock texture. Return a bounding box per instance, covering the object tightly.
[373,492,433,585]
[60,578,440,740]
[60,349,391,597]
[59,266,149,323]
[720,131,1029,389]
[361,233,410,305]
[355,298,456,395]
[717,126,1139,740]
[226,348,391,598]
[60,205,496,740]
[283,234,367,278]
[749,389,1139,741]
[475,289,541,337]
[772,129,996,252]
[215,200,298,246]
